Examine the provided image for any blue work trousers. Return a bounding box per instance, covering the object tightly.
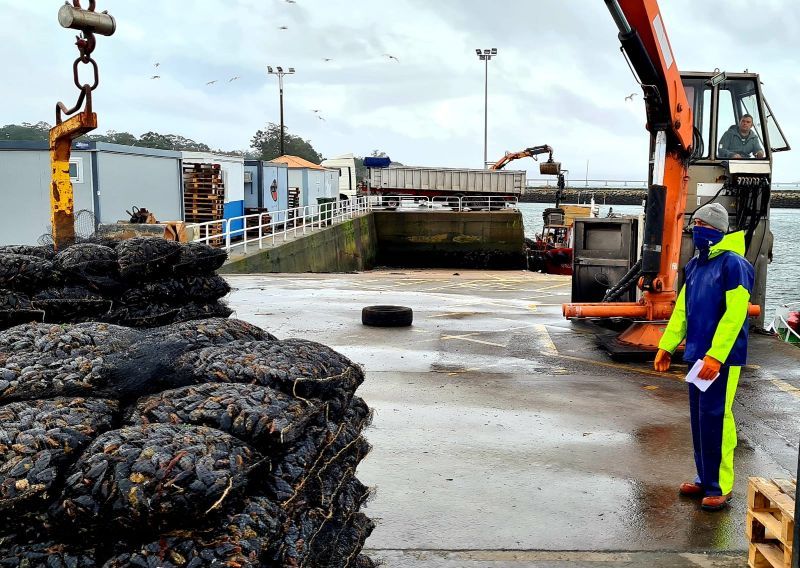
[688,364,740,496]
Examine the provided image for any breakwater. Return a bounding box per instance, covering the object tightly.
[521,188,800,208]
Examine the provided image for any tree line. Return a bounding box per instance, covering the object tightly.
[0,122,397,181]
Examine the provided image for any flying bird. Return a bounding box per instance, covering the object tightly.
[285,0,296,3]
[228,76,240,82]
[322,58,333,62]
[317,115,326,121]
[624,92,638,101]
[311,109,321,113]
[278,25,289,30]
[383,53,399,62]
[206,80,218,85]
[150,75,160,79]
[153,62,160,68]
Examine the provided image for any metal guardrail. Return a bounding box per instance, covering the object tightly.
[525,178,800,190]
[187,195,520,252]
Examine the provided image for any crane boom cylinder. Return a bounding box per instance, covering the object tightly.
[605,0,632,34]
[642,184,666,274]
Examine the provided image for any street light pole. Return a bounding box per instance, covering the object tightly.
[267,66,295,156]
[475,48,497,169]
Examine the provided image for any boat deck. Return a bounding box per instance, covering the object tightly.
[225,269,800,567]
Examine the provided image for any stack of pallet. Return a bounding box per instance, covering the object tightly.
[183,162,225,245]
[747,476,795,568]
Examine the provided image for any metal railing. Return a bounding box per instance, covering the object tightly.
[188,195,520,252]
[190,197,373,252]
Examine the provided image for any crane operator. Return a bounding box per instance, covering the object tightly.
[718,114,765,159]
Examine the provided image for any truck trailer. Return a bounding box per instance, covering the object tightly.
[366,165,526,209]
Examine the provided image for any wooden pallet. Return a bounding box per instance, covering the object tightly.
[747,477,796,568]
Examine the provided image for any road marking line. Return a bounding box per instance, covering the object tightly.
[427,312,481,319]
[531,324,558,356]
[770,379,800,399]
[441,333,507,348]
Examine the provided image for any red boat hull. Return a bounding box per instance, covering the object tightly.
[541,247,573,275]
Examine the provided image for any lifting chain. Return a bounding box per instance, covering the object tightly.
[55,0,113,124]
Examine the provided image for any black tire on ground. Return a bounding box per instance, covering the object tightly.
[361,305,413,327]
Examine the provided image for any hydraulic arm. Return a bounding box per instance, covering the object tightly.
[562,0,758,348]
[490,145,556,171]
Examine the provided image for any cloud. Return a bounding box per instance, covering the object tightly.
[0,0,797,182]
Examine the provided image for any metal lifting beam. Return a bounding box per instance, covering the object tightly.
[49,0,115,250]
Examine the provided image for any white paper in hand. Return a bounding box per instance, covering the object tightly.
[685,359,719,392]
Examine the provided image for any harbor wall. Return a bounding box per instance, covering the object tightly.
[219,214,378,273]
[219,210,526,273]
[521,188,800,208]
[373,210,525,269]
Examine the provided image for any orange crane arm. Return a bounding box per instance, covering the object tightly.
[564,0,694,330]
[490,145,553,170]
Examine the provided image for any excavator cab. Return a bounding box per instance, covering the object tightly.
[679,71,789,324]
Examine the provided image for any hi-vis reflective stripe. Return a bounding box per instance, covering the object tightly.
[718,366,741,495]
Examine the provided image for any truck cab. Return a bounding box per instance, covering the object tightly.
[680,71,790,324]
[320,154,358,201]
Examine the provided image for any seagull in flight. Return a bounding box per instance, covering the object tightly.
[150,75,160,79]
[153,62,160,68]
[322,58,333,62]
[228,76,240,82]
[206,80,218,86]
[311,109,321,113]
[624,92,638,101]
[278,25,289,30]
[285,0,296,3]
[317,115,326,121]
[383,53,399,62]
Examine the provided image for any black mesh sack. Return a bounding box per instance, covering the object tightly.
[105,302,182,328]
[121,276,231,306]
[145,318,277,347]
[104,496,281,568]
[172,243,227,276]
[0,246,55,260]
[55,244,118,277]
[31,287,112,322]
[0,538,95,568]
[172,339,364,412]
[173,302,233,324]
[53,424,265,534]
[0,254,61,292]
[126,382,322,450]
[0,291,43,330]
[0,322,142,404]
[0,398,118,516]
[116,238,182,281]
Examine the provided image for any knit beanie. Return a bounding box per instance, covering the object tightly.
[694,202,729,232]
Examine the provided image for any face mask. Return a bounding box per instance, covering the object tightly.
[693,225,724,250]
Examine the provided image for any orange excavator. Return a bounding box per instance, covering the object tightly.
[490,144,566,205]
[563,0,779,353]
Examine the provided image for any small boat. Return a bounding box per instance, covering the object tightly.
[526,201,599,275]
[767,301,800,346]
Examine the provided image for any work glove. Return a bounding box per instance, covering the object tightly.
[698,355,722,380]
[654,349,671,372]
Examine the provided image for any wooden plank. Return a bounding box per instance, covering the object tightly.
[755,542,786,568]
[752,479,796,519]
[772,479,797,496]
[750,478,774,511]
[751,511,784,543]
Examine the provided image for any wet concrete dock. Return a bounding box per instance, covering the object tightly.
[225,270,800,567]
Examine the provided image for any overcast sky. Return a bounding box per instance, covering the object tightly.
[3,0,798,182]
